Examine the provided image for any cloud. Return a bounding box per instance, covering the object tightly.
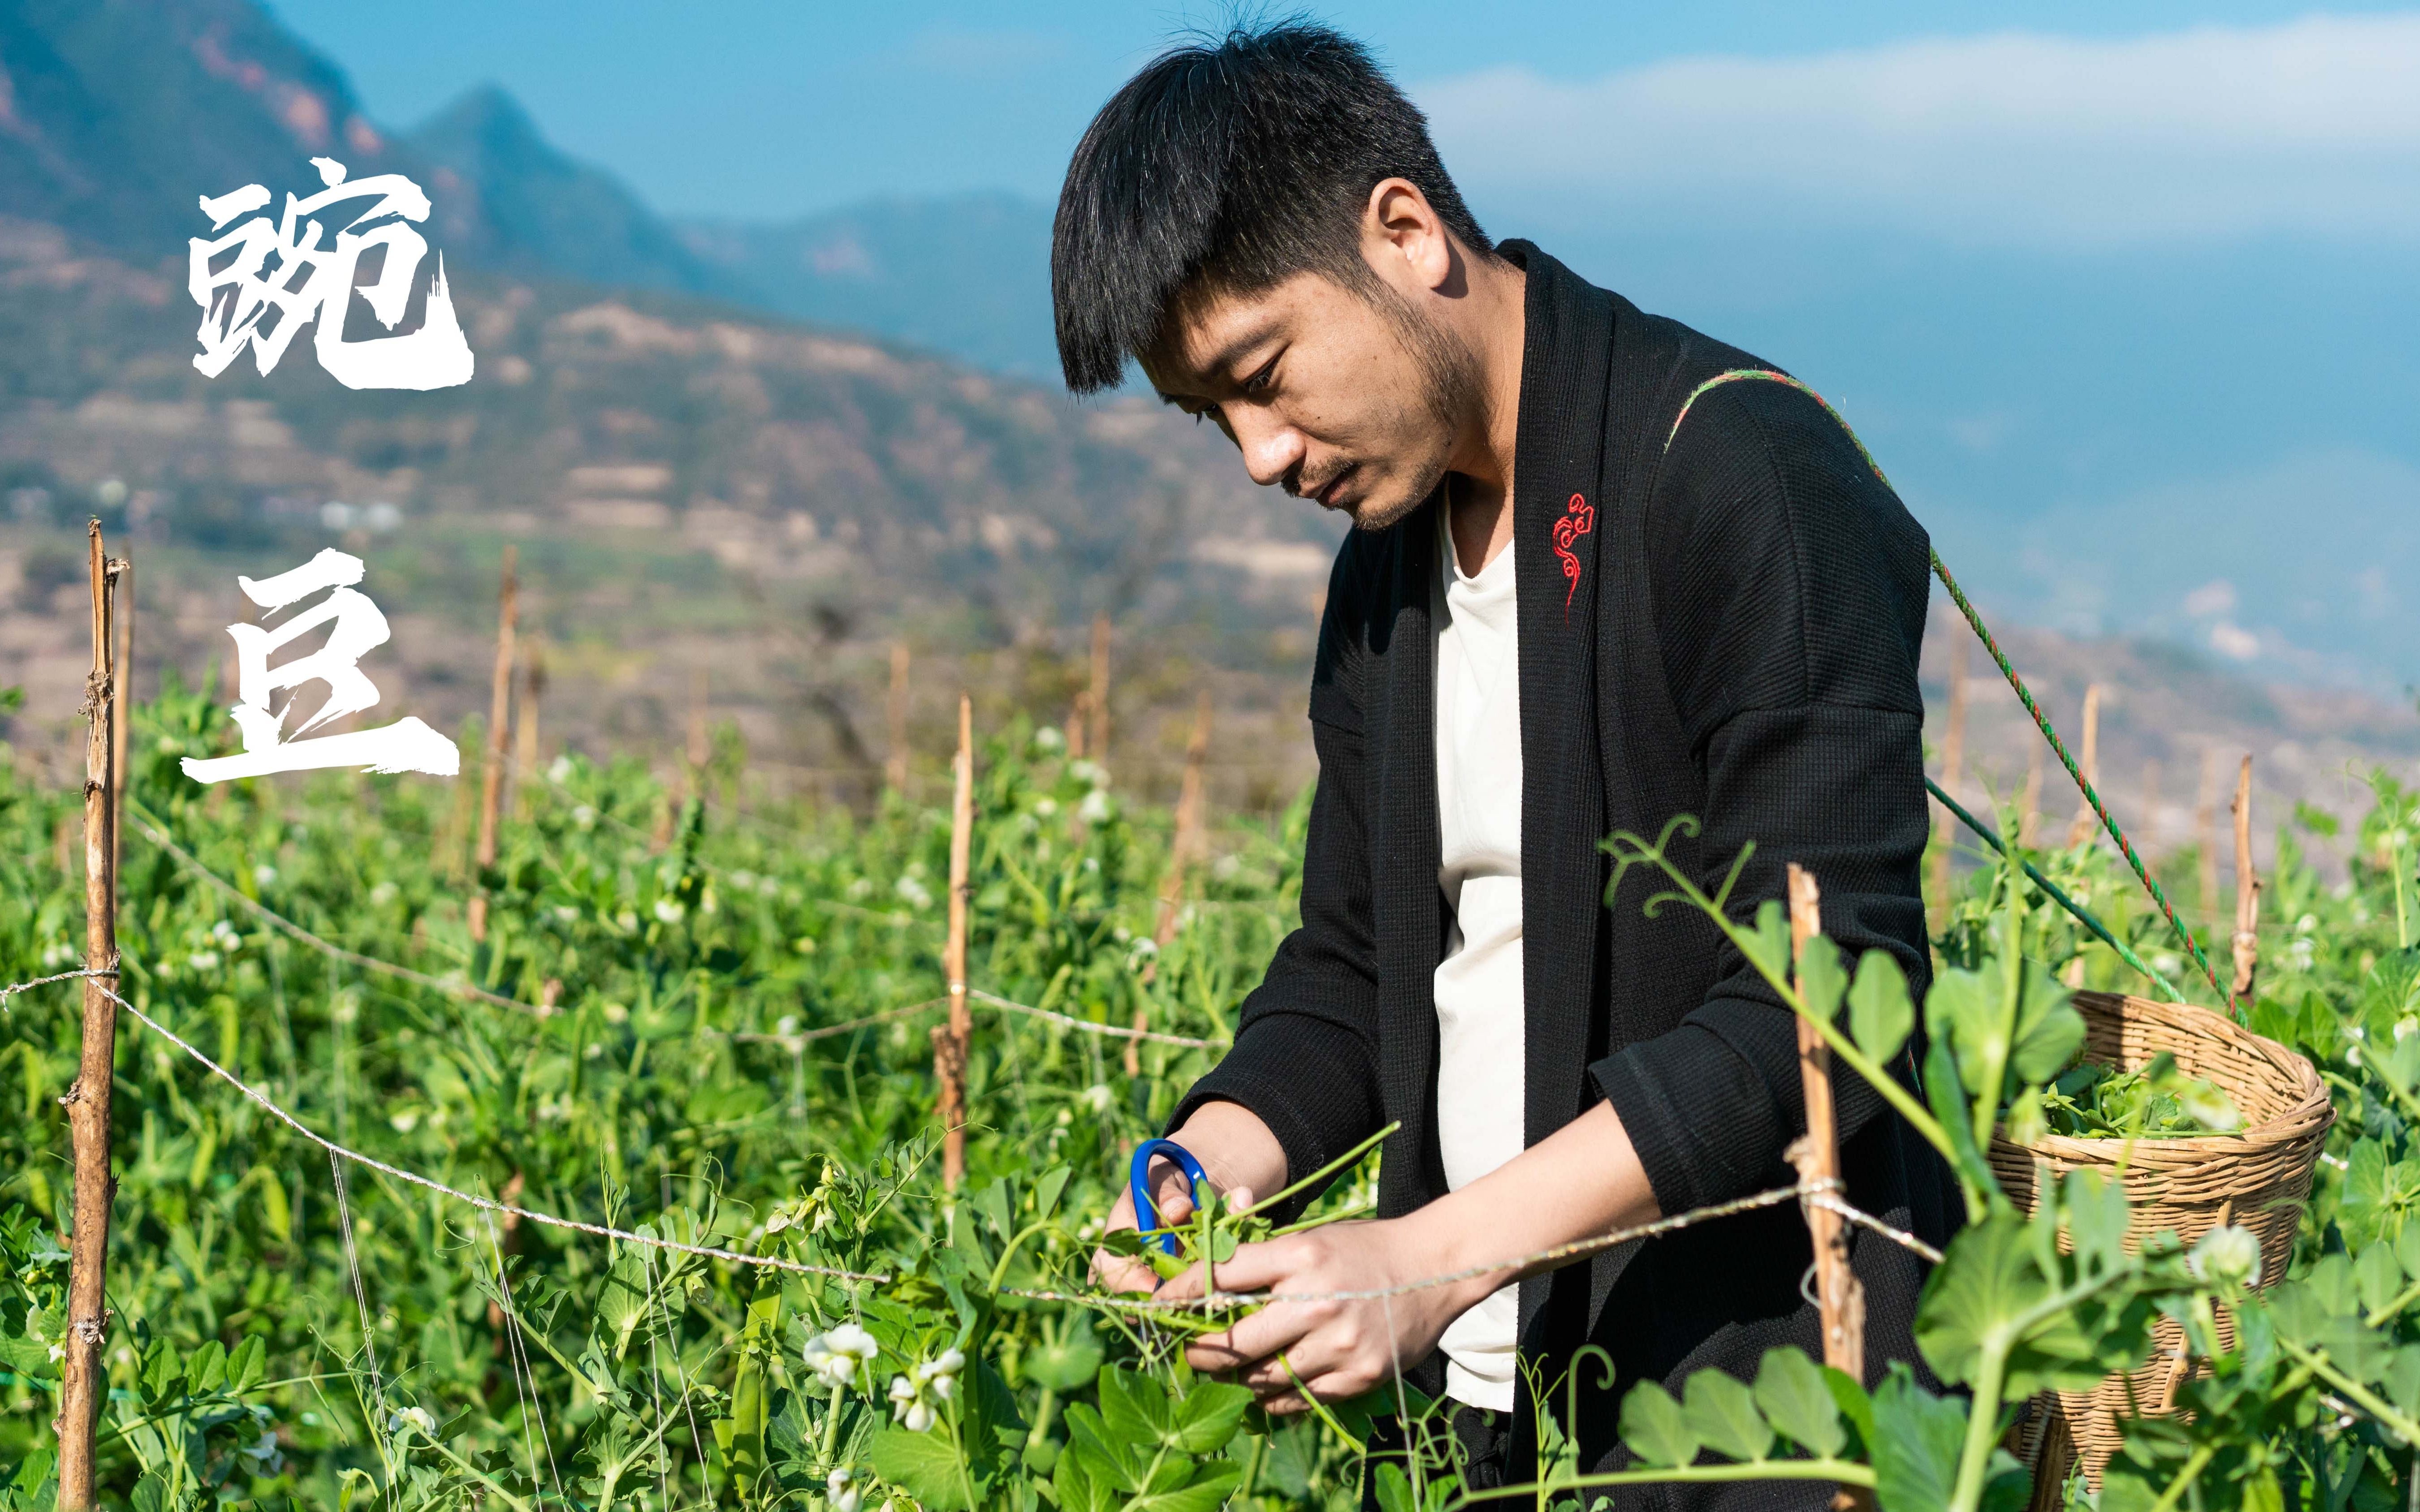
[1417,15,2420,246]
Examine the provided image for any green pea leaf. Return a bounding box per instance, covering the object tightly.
[1097,1366,1177,1449]
[1618,1381,1698,1469]
[872,1425,987,1510]
[1033,1166,1072,1224]
[1868,1365,1992,1512]
[1798,935,1850,1027]
[1130,1464,1244,1511]
[1167,1378,1253,1454]
[187,1338,227,1394]
[1849,950,1914,1064]
[2383,1345,2420,1421]
[2356,1242,2404,1318]
[2061,1169,2132,1277]
[1740,900,1792,985]
[228,1334,266,1393]
[1022,1321,1103,1393]
[1753,1347,1844,1458]
[2008,965,2085,1087]
[1682,1369,1771,1463]
[974,1177,1016,1245]
[1916,1211,2149,1399]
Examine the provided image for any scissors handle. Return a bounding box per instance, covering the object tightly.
[1128,1138,1210,1256]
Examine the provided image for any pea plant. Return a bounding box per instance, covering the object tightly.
[1,672,2417,1512]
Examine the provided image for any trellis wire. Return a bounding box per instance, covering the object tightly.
[80,978,892,1283]
[971,988,1219,1048]
[134,810,1218,1048]
[10,969,1941,1317]
[130,811,552,1017]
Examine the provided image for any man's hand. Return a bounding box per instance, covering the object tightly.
[1158,1099,1659,1412]
[1154,1216,1495,1413]
[1092,1099,1287,1294]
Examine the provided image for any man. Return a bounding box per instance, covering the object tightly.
[1054,22,1957,1505]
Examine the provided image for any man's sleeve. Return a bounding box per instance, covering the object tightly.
[1589,377,1936,1219]
[1165,557,1385,1217]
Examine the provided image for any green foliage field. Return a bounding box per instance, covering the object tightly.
[2,673,2417,1512]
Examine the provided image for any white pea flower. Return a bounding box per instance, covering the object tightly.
[1077,789,1114,824]
[804,1322,880,1387]
[653,898,686,924]
[238,1430,284,1474]
[252,866,277,887]
[894,875,933,910]
[889,1372,938,1430]
[827,1467,862,1512]
[386,1405,436,1439]
[826,1323,877,1358]
[1083,1084,1112,1114]
[2187,1225,2264,1288]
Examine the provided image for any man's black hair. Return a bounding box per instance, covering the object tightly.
[1051,20,1492,394]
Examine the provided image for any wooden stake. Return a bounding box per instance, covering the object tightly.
[885,641,911,792]
[60,522,121,1511]
[1087,612,1111,768]
[938,694,975,1190]
[2195,748,2221,921]
[2232,756,2260,1014]
[1131,693,1212,1073]
[1785,864,1869,1511]
[1065,689,1089,761]
[2064,684,2104,849]
[1929,636,1970,926]
[110,554,131,884]
[468,547,518,943]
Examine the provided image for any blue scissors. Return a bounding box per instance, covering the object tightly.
[1128,1138,1211,1256]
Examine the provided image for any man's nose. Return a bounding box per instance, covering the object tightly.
[1232,414,1306,491]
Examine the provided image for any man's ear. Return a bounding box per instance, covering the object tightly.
[1363,177,1455,295]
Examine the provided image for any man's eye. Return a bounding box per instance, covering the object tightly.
[1243,361,1276,395]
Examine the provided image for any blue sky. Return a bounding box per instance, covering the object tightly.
[267,2,2420,693]
[267,1,2420,220]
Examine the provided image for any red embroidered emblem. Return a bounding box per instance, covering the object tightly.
[1551,492,1595,612]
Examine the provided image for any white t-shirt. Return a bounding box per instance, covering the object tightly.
[1430,499,1526,1411]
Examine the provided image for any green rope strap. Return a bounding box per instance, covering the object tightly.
[1926,777,2188,1005]
[1665,369,2228,1009]
[1925,554,2225,1007]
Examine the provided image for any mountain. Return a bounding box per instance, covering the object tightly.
[0,0,424,263]
[0,0,741,302]
[673,194,1062,381]
[400,82,745,302]
[0,215,1342,806]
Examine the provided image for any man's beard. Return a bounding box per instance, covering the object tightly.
[1344,280,1485,534]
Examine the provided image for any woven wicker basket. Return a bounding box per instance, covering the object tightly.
[1989,991,2333,1500]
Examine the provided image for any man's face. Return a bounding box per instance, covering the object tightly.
[1141,267,1473,533]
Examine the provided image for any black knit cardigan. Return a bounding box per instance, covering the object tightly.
[1167,241,1962,1508]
